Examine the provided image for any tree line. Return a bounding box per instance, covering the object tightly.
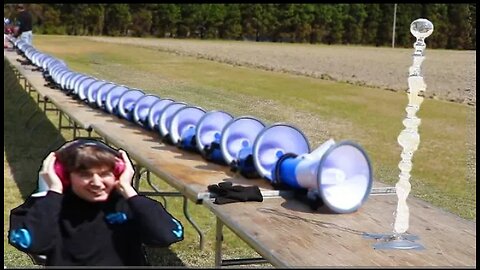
[4,3,476,50]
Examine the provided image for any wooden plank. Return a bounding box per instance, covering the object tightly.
[4,50,38,78]
[46,92,117,130]
[204,195,476,267]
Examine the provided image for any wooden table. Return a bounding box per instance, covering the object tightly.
[204,194,476,267]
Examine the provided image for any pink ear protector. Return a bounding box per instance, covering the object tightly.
[54,140,126,188]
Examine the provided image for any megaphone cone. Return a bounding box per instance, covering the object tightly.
[105,85,129,114]
[147,98,175,131]
[276,139,373,213]
[252,123,310,182]
[220,116,266,178]
[60,71,76,92]
[95,83,118,109]
[169,106,206,152]
[158,102,187,144]
[76,77,97,102]
[86,81,110,106]
[195,110,234,164]
[65,73,83,93]
[132,94,161,128]
[69,74,89,95]
[116,89,145,120]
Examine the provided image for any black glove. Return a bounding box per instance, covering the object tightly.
[208,182,263,205]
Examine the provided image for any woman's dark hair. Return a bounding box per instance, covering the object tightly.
[55,140,117,176]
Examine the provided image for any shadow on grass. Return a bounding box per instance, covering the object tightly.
[4,59,66,200]
[145,247,186,267]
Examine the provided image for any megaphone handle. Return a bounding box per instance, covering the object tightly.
[162,134,174,145]
[293,189,324,210]
[273,152,298,186]
[204,142,219,159]
[239,155,261,179]
[229,160,238,172]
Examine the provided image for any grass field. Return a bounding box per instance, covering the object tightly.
[4,35,476,267]
[86,36,477,106]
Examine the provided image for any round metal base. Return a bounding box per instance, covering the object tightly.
[363,233,425,250]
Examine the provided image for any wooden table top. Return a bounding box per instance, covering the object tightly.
[204,194,476,267]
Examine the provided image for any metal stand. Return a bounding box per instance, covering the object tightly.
[367,18,434,251]
[133,164,205,250]
[215,218,268,267]
[363,232,424,250]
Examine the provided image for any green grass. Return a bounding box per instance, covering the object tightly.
[4,59,65,267]
[4,35,475,266]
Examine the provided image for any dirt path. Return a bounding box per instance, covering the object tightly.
[86,37,476,106]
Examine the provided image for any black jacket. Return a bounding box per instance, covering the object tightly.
[9,189,184,266]
[16,10,32,35]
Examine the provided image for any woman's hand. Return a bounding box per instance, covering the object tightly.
[39,152,63,194]
[115,150,137,199]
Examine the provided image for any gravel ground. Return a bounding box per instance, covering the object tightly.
[86,37,476,106]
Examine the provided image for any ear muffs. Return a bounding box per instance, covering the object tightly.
[53,140,126,188]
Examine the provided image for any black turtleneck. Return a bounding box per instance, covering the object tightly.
[9,189,184,266]
[16,10,32,34]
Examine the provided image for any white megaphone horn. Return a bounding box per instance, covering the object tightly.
[220,116,266,178]
[146,98,174,131]
[195,110,234,164]
[274,139,373,213]
[132,94,161,128]
[252,123,311,181]
[158,102,187,144]
[169,106,206,152]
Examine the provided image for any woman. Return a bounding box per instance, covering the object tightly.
[8,139,184,266]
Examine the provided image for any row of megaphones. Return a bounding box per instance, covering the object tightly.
[11,37,374,214]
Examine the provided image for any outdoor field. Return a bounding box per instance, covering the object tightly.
[4,35,476,267]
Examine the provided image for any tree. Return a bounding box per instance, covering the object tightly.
[446,4,474,49]
[130,6,152,37]
[104,4,131,36]
[343,4,367,44]
[152,4,180,37]
[375,4,395,47]
[240,4,266,41]
[395,4,422,48]
[82,5,105,36]
[276,4,316,43]
[361,4,381,46]
[58,4,83,35]
[219,4,243,39]
[30,4,64,35]
[177,4,201,38]
[3,3,474,49]
[469,4,476,49]
[421,4,449,49]
[323,4,346,45]
[310,4,334,44]
[199,4,227,39]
